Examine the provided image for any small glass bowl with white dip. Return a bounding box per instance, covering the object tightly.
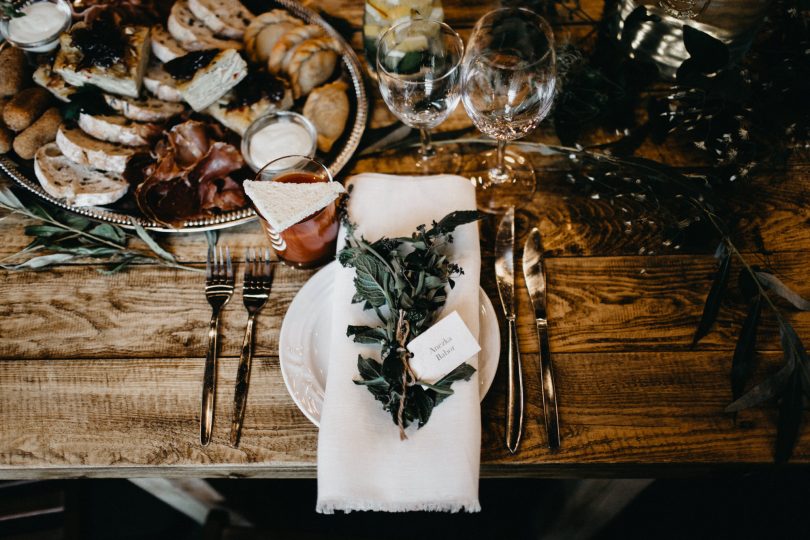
[241,111,318,172]
[0,0,72,53]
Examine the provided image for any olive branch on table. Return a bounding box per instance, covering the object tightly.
[0,185,203,274]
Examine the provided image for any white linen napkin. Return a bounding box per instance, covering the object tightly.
[316,173,482,514]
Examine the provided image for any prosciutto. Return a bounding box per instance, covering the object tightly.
[135,120,247,226]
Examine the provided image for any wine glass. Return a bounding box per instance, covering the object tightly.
[461,8,556,213]
[376,19,464,174]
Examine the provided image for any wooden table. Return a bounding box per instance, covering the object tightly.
[1,0,809,482]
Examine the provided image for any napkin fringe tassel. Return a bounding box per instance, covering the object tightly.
[316,498,481,514]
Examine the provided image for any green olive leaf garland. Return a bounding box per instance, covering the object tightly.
[338,210,481,438]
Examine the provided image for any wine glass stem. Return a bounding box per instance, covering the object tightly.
[496,139,506,173]
[488,139,510,184]
[418,128,436,160]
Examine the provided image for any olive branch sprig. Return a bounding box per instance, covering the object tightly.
[0,186,202,274]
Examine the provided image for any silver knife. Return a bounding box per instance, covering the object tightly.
[495,207,523,454]
[523,227,561,451]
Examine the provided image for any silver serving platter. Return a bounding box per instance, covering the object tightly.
[0,0,367,233]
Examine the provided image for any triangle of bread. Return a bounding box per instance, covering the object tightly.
[243,179,344,232]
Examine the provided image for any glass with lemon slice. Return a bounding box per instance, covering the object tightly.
[363,0,445,76]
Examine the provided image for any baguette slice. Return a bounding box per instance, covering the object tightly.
[168,0,243,52]
[34,143,129,206]
[143,63,183,102]
[151,25,187,63]
[78,113,162,147]
[175,49,248,111]
[104,94,186,122]
[188,0,252,39]
[244,10,302,63]
[53,25,151,98]
[243,179,344,232]
[286,37,338,98]
[56,125,143,174]
[268,24,324,73]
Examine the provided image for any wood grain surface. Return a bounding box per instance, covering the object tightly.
[1,0,809,478]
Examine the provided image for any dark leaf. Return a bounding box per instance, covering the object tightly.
[775,370,803,463]
[357,355,384,381]
[756,272,810,311]
[133,222,175,262]
[778,319,810,396]
[692,243,731,347]
[89,223,126,245]
[409,385,434,428]
[24,225,70,239]
[432,362,476,405]
[347,325,389,345]
[0,186,25,210]
[731,293,762,400]
[382,351,404,382]
[724,360,794,412]
[738,268,759,302]
[2,253,76,270]
[681,25,729,74]
[352,253,389,308]
[426,211,481,238]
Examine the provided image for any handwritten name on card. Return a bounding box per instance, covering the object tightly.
[407,311,481,384]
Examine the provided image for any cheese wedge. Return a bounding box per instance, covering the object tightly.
[243,179,344,232]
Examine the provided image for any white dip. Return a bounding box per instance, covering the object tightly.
[8,2,66,45]
[249,121,314,170]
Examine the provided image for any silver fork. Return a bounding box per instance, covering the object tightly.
[201,246,234,446]
[230,248,274,448]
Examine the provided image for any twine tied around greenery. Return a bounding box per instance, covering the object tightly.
[395,309,415,440]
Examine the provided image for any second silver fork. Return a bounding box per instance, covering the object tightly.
[230,248,274,448]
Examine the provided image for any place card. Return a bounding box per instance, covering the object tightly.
[408,311,481,384]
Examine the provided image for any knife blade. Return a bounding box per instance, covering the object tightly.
[495,206,523,454]
[523,227,561,451]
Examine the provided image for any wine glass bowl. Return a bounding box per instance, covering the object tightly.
[461,8,556,213]
[376,19,464,173]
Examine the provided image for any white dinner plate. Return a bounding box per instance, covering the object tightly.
[279,261,501,427]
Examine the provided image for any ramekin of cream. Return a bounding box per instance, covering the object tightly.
[241,111,318,172]
[0,0,72,53]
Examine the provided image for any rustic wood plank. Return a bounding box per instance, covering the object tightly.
[0,350,807,479]
[0,250,807,361]
[0,161,806,263]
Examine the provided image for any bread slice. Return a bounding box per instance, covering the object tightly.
[78,113,162,147]
[168,0,243,52]
[33,63,76,103]
[206,89,293,135]
[143,62,183,102]
[175,49,248,111]
[188,0,252,39]
[56,125,143,174]
[243,179,344,232]
[286,37,338,98]
[244,10,303,63]
[151,25,187,63]
[53,24,151,98]
[268,24,324,73]
[104,94,186,122]
[303,79,349,153]
[34,143,129,206]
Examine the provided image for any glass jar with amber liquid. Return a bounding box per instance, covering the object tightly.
[363,0,445,77]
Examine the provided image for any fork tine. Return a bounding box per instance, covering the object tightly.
[226,246,233,281]
[206,246,213,280]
